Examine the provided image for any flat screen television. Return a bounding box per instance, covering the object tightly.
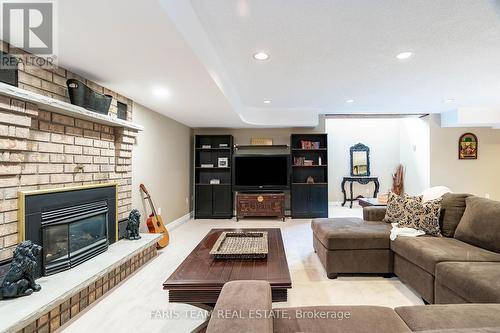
[233,155,290,191]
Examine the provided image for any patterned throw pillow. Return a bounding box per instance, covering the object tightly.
[383,192,422,224]
[402,198,443,237]
[399,195,425,228]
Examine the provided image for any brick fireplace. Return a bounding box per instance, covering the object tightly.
[0,40,138,264]
[0,42,160,333]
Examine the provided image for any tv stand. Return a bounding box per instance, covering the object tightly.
[236,192,285,222]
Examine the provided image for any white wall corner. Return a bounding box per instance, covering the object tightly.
[166,211,193,232]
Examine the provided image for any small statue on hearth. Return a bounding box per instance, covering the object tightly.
[0,241,42,300]
[126,209,142,240]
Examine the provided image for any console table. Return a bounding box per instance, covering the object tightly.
[236,192,285,221]
[341,176,380,208]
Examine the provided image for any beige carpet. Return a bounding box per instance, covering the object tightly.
[60,205,422,333]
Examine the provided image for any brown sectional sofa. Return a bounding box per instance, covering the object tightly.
[311,194,500,304]
[311,217,393,278]
[435,262,500,304]
[206,281,500,333]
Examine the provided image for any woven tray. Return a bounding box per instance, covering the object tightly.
[209,232,268,259]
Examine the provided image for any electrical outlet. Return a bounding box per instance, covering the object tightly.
[158,207,162,215]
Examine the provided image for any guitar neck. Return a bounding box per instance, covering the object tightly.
[146,196,158,217]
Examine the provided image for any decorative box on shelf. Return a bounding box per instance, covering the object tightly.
[251,137,273,145]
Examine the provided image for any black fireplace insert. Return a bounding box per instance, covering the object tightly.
[19,184,117,276]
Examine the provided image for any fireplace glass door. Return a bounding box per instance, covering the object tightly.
[42,201,109,275]
[43,224,69,266]
[69,214,107,256]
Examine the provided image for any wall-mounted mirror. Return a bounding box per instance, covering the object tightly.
[350,143,370,176]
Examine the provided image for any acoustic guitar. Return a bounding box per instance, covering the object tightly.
[139,184,170,248]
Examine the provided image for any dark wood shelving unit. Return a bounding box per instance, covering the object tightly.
[291,148,327,151]
[195,167,230,169]
[292,165,328,167]
[194,135,233,219]
[234,144,289,150]
[290,134,328,218]
[195,147,231,151]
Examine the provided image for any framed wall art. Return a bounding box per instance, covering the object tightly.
[458,133,478,160]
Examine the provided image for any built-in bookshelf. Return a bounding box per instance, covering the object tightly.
[194,135,233,219]
[290,134,328,218]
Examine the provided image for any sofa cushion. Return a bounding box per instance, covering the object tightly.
[273,306,411,333]
[419,329,500,333]
[207,280,272,333]
[402,197,443,236]
[311,218,391,250]
[391,237,500,274]
[439,193,471,237]
[363,206,387,222]
[435,262,500,303]
[454,196,500,253]
[384,192,422,224]
[395,304,500,331]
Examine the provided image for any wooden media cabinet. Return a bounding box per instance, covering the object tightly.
[236,192,285,221]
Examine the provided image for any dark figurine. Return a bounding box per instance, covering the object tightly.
[126,209,142,240]
[0,241,42,299]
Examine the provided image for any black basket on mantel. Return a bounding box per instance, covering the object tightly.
[0,51,18,87]
[66,79,112,115]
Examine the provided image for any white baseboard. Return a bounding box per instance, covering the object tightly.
[166,211,193,231]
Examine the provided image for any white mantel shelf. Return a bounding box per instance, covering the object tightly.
[0,83,144,131]
[0,234,160,333]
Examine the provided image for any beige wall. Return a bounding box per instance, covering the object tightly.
[429,114,500,200]
[132,103,192,229]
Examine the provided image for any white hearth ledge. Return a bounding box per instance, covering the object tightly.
[0,82,143,131]
[0,233,160,333]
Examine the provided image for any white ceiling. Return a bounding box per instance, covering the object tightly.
[57,0,241,127]
[54,0,500,127]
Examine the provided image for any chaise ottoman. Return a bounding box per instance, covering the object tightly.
[311,217,393,278]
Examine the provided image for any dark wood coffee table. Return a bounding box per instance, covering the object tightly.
[163,228,292,310]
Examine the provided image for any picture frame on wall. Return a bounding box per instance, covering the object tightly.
[458,133,478,160]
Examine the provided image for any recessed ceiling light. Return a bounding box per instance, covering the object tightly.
[396,51,413,60]
[152,87,169,99]
[253,52,269,60]
[444,98,455,103]
[263,100,271,104]
[346,99,355,104]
